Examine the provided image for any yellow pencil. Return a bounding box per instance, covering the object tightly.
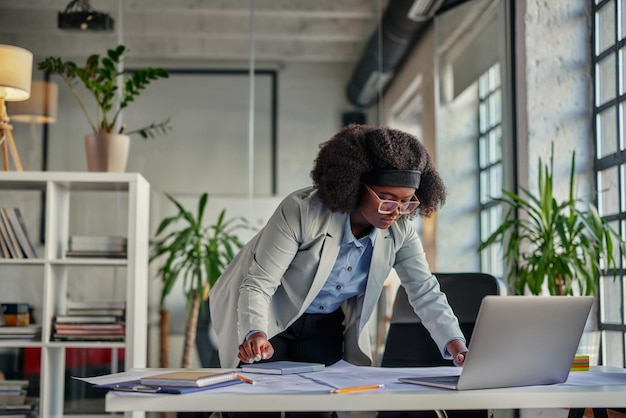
[236,374,256,385]
[330,384,384,394]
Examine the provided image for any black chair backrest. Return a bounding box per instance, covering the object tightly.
[381,272,505,368]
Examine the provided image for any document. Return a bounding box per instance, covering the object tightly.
[139,371,239,387]
[241,361,325,375]
[95,379,244,394]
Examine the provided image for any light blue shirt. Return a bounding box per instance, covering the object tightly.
[305,216,377,313]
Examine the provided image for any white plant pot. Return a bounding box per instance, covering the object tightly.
[84,133,130,172]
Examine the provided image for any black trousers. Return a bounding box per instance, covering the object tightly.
[223,309,345,418]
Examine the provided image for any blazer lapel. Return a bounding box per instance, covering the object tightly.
[298,211,346,315]
[359,228,394,331]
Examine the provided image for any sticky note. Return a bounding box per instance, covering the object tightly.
[571,354,590,372]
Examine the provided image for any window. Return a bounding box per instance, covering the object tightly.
[478,63,504,278]
[592,0,626,368]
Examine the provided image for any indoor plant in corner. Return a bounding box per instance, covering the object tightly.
[479,144,624,296]
[38,44,170,172]
[150,192,247,368]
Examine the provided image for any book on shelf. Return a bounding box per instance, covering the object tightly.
[67,300,126,310]
[139,371,239,387]
[65,250,127,258]
[53,329,125,336]
[68,236,126,252]
[69,235,127,245]
[0,220,10,258]
[66,308,125,316]
[0,326,41,341]
[67,236,127,258]
[52,334,125,342]
[0,394,26,406]
[240,360,325,375]
[4,208,37,259]
[0,397,38,418]
[0,380,28,407]
[54,323,125,332]
[0,211,22,259]
[54,315,120,324]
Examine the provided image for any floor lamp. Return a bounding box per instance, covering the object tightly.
[8,81,58,169]
[0,44,33,171]
[9,80,58,125]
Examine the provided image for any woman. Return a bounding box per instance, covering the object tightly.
[210,124,467,372]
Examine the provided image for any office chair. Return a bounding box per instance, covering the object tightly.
[195,298,220,367]
[378,272,506,418]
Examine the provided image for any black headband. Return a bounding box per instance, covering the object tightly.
[363,170,421,189]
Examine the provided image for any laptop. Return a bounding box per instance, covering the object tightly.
[399,295,593,390]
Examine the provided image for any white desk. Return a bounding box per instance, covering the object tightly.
[106,384,626,412]
[104,366,626,413]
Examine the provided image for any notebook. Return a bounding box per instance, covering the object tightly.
[399,295,593,390]
[241,361,325,375]
[139,371,239,387]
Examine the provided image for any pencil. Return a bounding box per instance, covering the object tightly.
[236,374,256,384]
[330,384,384,394]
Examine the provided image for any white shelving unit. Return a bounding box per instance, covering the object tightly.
[0,172,149,418]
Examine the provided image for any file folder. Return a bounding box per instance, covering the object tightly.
[94,379,243,394]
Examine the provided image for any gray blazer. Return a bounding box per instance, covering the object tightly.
[210,187,463,368]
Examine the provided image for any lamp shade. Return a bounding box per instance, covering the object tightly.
[9,81,58,123]
[0,44,33,101]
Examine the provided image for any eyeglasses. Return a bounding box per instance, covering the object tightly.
[363,184,420,215]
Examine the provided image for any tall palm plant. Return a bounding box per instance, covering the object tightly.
[479,145,624,296]
[150,193,247,367]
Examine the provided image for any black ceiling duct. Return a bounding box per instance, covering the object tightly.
[346,0,445,108]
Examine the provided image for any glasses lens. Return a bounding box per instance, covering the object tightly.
[379,201,400,213]
[398,201,420,214]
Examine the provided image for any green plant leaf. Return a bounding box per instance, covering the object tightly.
[478,143,625,296]
[39,44,171,137]
[150,193,249,308]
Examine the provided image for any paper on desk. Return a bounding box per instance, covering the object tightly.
[73,370,183,385]
[209,361,460,394]
[563,371,626,386]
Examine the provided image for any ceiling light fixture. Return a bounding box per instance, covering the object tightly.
[58,0,114,31]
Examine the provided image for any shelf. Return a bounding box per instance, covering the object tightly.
[0,341,43,348]
[0,258,46,265]
[51,259,128,266]
[0,171,149,418]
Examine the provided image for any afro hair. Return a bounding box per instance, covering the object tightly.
[310,124,446,218]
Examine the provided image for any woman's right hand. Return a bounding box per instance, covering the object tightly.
[238,331,275,363]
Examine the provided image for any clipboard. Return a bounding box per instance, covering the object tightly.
[94,379,244,394]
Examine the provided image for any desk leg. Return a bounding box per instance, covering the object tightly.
[568,410,585,418]
[567,409,609,418]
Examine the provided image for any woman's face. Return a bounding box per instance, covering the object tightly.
[355,184,418,230]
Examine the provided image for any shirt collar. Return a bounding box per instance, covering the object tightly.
[342,215,378,247]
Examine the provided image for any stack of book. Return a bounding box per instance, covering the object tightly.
[0,398,38,418]
[0,326,41,341]
[0,380,37,418]
[52,301,126,342]
[0,207,37,259]
[66,235,127,258]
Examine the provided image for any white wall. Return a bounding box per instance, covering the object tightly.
[519,0,593,202]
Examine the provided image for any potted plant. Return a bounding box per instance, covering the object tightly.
[38,44,170,172]
[478,145,624,296]
[150,192,247,368]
